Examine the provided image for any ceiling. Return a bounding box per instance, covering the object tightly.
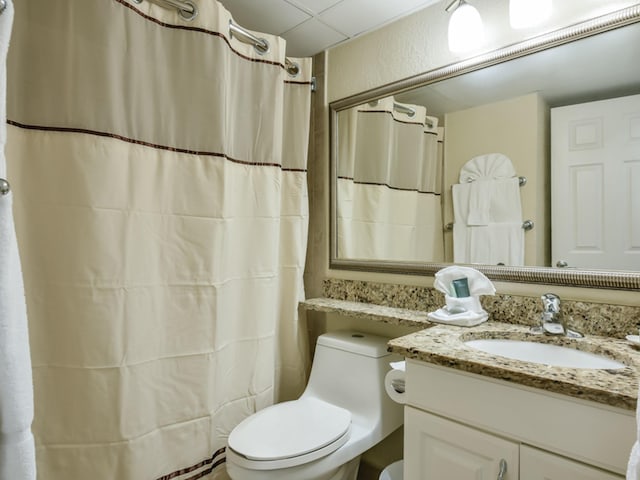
[218,0,442,57]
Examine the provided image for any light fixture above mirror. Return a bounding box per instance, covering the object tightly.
[446,0,484,53]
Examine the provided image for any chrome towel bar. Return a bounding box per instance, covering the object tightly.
[445,220,534,231]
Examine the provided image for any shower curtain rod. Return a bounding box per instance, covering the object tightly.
[368,99,435,128]
[228,22,301,77]
[392,103,436,128]
[445,220,534,231]
[141,0,301,77]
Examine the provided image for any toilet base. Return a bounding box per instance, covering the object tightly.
[329,456,360,480]
[226,454,361,480]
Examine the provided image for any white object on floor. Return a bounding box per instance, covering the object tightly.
[379,460,403,480]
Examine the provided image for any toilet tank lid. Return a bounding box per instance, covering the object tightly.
[316,331,392,358]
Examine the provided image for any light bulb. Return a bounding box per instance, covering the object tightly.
[510,0,552,29]
[448,1,484,53]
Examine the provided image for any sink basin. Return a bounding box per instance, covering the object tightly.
[464,339,626,369]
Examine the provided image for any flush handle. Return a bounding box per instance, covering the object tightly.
[497,459,507,480]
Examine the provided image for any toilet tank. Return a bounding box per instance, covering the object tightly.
[301,331,402,437]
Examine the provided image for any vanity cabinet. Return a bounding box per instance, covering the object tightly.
[403,360,633,480]
[520,445,622,479]
[405,407,518,479]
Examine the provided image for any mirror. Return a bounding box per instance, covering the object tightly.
[330,6,640,290]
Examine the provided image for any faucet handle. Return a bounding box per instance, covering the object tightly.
[541,293,560,314]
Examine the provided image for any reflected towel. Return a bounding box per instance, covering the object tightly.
[0,2,37,479]
[459,152,516,183]
[466,179,492,226]
[453,177,523,265]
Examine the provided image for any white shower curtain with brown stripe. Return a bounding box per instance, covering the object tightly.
[5,1,311,479]
[337,96,444,262]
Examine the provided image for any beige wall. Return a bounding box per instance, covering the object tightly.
[443,93,549,266]
[306,1,640,305]
[327,0,640,103]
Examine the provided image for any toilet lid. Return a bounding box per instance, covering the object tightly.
[228,397,351,463]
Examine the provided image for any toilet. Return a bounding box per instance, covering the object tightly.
[226,330,404,480]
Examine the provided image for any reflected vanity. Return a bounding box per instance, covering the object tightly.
[329,5,640,290]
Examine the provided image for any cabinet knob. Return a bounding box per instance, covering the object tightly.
[497,459,507,480]
[556,260,569,268]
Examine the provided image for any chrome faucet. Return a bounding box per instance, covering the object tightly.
[532,293,583,338]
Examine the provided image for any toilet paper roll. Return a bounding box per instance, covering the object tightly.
[384,368,406,404]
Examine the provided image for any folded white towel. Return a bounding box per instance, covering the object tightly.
[459,152,516,183]
[433,266,496,297]
[0,2,37,479]
[466,179,492,226]
[427,308,488,327]
[466,223,525,267]
[453,171,523,265]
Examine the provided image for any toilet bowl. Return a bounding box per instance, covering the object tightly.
[226,331,403,480]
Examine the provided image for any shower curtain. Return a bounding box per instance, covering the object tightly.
[5,1,312,479]
[337,96,444,262]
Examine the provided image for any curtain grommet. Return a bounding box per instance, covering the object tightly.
[178,0,198,21]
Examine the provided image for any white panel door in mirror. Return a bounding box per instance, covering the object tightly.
[551,93,640,270]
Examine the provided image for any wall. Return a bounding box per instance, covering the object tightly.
[326,0,640,103]
[306,0,640,305]
[443,93,549,266]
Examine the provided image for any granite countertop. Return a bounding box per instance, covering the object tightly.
[300,297,433,328]
[388,322,640,410]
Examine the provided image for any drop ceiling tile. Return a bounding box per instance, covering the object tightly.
[285,0,344,15]
[320,0,441,37]
[282,18,348,57]
[218,0,310,35]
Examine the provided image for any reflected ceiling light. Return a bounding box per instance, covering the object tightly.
[446,0,484,53]
[510,0,552,29]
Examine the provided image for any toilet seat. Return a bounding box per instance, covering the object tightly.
[227,397,351,470]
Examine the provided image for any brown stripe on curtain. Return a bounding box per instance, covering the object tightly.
[7,0,310,170]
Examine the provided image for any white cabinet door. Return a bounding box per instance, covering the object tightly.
[520,445,623,480]
[404,407,519,480]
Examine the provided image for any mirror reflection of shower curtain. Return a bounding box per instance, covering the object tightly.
[6,1,311,479]
[337,97,444,262]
